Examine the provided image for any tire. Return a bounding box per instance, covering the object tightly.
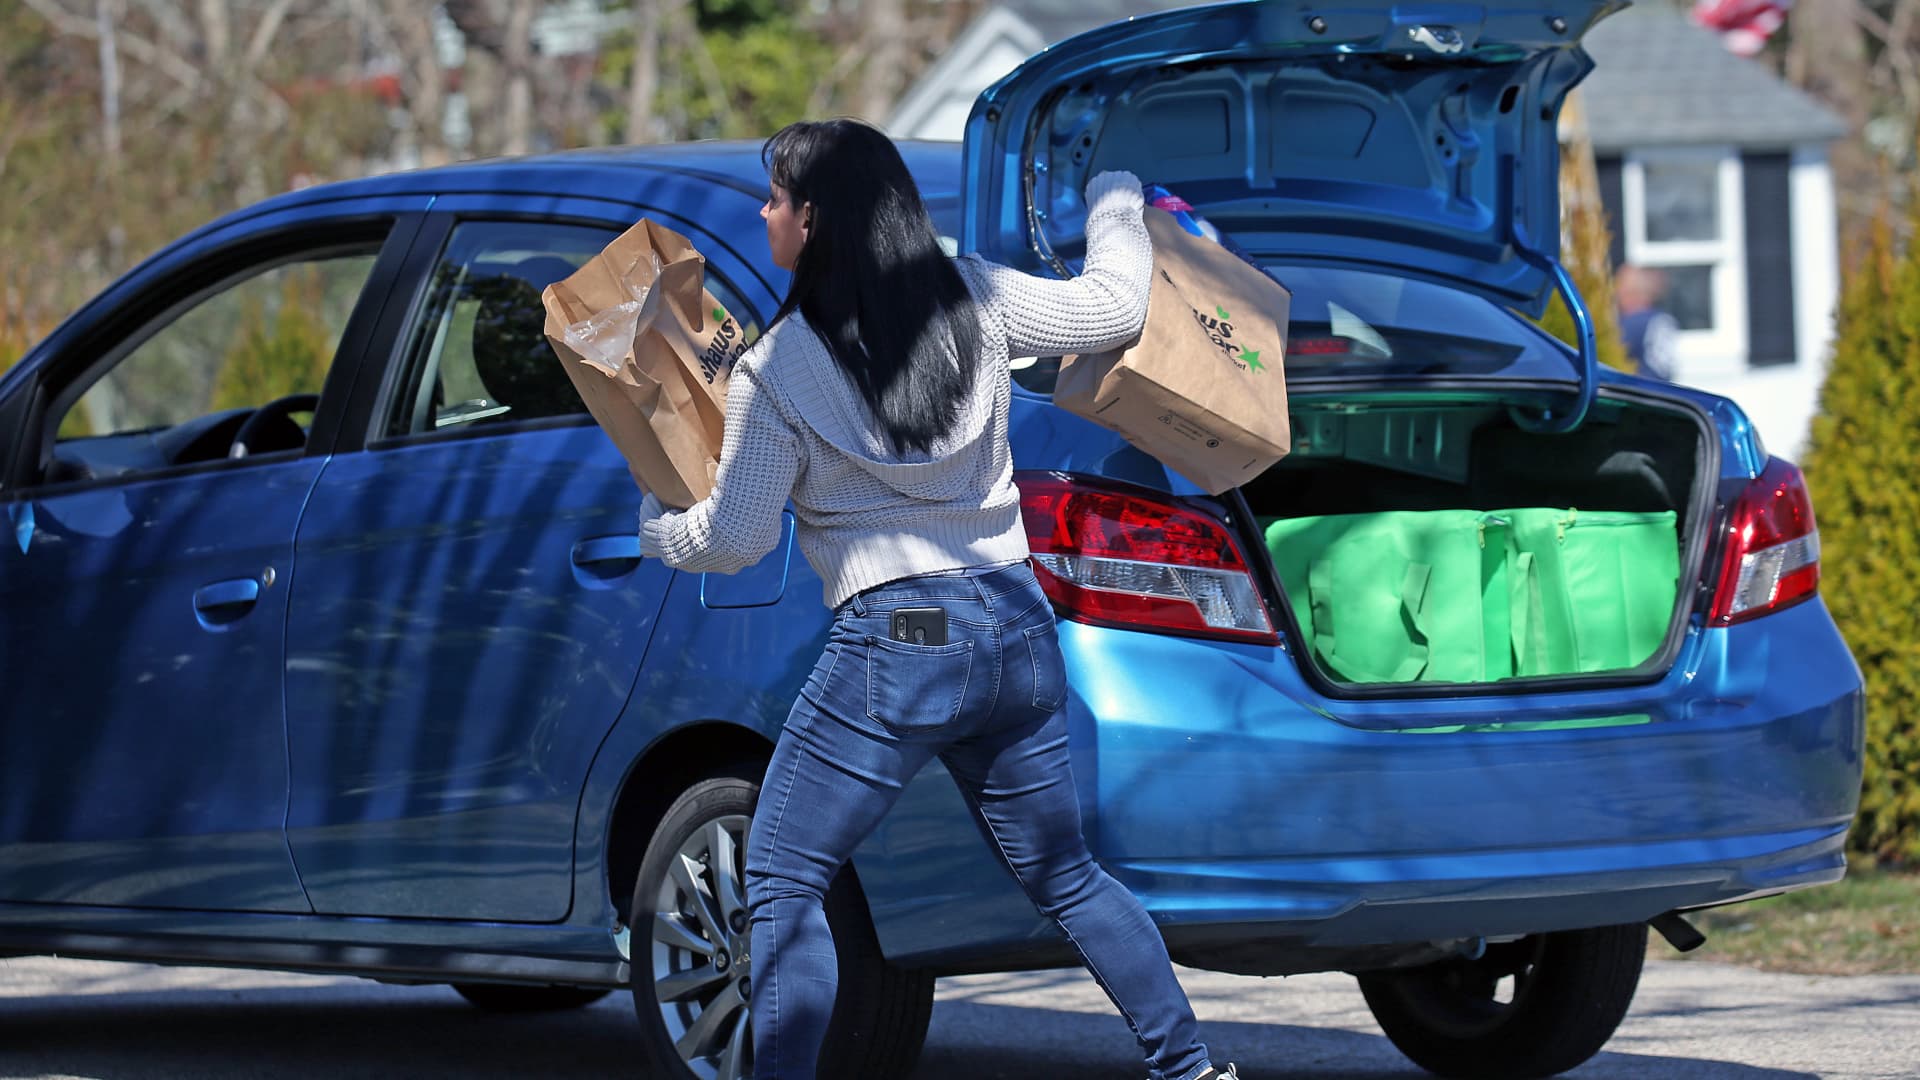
[1358,924,1647,1079]
[450,983,611,1012]
[629,771,935,1080]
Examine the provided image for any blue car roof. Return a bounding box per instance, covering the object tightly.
[251,140,966,214]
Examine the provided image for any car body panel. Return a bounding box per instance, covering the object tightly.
[857,598,1858,964]
[0,460,321,911]
[279,189,776,922]
[0,200,423,913]
[283,423,676,920]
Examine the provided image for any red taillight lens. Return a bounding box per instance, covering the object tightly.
[1708,457,1821,625]
[1016,471,1278,644]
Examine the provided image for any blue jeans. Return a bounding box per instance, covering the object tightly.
[745,560,1213,1080]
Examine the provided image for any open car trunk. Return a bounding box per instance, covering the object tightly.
[1241,394,1708,687]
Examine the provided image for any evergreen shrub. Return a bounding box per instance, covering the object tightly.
[1802,211,1920,863]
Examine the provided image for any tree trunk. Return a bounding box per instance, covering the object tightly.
[96,0,127,272]
[1785,0,1878,241]
[386,0,450,166]
[856,0,908,124]
[625,0,664,144]
[501,0,536,155]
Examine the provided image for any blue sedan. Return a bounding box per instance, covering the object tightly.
[0,2,1863,1079]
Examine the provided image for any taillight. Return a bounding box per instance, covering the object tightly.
[1016,471,1278,644]
[1708,457,1821,625]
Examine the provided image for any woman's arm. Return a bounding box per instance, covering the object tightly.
[639,357,801,575]
[963,170,1151,360]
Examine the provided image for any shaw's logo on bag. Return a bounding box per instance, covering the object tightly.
[1165,270,1266,374]
[700,306,750,384]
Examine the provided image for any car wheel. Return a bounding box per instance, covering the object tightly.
[450,983,611,1012]
[1357,923,1647,1079]
[629,771,935,1080]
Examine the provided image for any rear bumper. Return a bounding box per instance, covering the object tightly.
[865,597,1862,972]
[1141,822,1847,974]
[1077,595,1861,942]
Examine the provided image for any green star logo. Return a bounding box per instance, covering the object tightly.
[1216,305,1231,321]
[1241,348,1264,371]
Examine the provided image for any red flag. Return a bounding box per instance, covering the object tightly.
[1691,0,1791,56]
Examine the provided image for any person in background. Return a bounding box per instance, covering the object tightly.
[637,118,1237,1080]
[1616,263,1679,381]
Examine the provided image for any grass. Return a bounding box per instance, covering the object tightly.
[1650,863,1920,975]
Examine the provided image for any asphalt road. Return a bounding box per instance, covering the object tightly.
[2,955,1917,1079]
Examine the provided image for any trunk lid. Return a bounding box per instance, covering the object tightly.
[959,0,1622,317]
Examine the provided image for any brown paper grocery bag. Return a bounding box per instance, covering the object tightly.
[542,219,753,508]
[1056,207,1292,494]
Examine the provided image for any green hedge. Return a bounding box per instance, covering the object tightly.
[1802,211,1920,864]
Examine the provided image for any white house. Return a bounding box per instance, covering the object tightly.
[889,1,1848,458]
[1581,6,1845,458]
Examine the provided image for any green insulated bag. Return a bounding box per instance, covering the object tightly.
[1504,508,1679,675]
[1262,507,1680,685]
[1262,511,1515,684]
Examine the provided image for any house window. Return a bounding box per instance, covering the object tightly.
[1621,148,1747,374]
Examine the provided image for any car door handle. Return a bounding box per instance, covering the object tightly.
[194,578,260,610]
[193,577,261,628]
[571,534,643,566]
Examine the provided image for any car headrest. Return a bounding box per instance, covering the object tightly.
[466,265,579,421]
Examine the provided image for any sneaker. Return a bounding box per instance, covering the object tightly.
[1195,1067,1239,1080]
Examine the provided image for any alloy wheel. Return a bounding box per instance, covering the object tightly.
[648,812,754,1080]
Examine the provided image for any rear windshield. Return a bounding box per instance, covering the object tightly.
[1005,259,1576,393]
[1271,265,1562,379]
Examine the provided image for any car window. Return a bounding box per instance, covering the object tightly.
[45,250,380,482]
[1274,267,1533,376]
[1010,263,1563,394]
[387,220,762,439]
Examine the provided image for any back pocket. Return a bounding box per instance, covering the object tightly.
[1021,622,1069,713]
[865,636,975,734]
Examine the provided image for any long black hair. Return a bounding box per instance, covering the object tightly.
[763,119,982,455]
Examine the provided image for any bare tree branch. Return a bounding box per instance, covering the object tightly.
[20,0,204,89]
[97,0,121,165]
[130,0,197,54]
[197,0,230,69]
[1855,0,1920,117]
[806,39,867,117]
[243,0,299,71]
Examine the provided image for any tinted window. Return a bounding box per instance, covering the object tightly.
[388,220,761,438]
[1009,263,1565,394]
[1275,267,1535,377]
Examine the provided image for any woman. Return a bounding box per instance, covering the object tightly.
[639,118,1234,1080]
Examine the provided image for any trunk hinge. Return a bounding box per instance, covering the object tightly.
[1509,218,1598,435]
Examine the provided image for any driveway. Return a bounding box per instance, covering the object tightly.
[1,955,1915,1078]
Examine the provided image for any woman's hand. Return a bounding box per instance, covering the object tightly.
[1084,170,1145,216]
[637,493,673,558]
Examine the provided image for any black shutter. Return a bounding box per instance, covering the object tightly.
[1743,151,1797,368]
[1596,155,1626,270]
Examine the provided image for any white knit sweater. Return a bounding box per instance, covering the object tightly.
[641,173,1152,608]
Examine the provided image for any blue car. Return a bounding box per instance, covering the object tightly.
[0,2,1862,1078]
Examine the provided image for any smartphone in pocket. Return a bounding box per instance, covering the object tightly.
[889,607,948,646]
